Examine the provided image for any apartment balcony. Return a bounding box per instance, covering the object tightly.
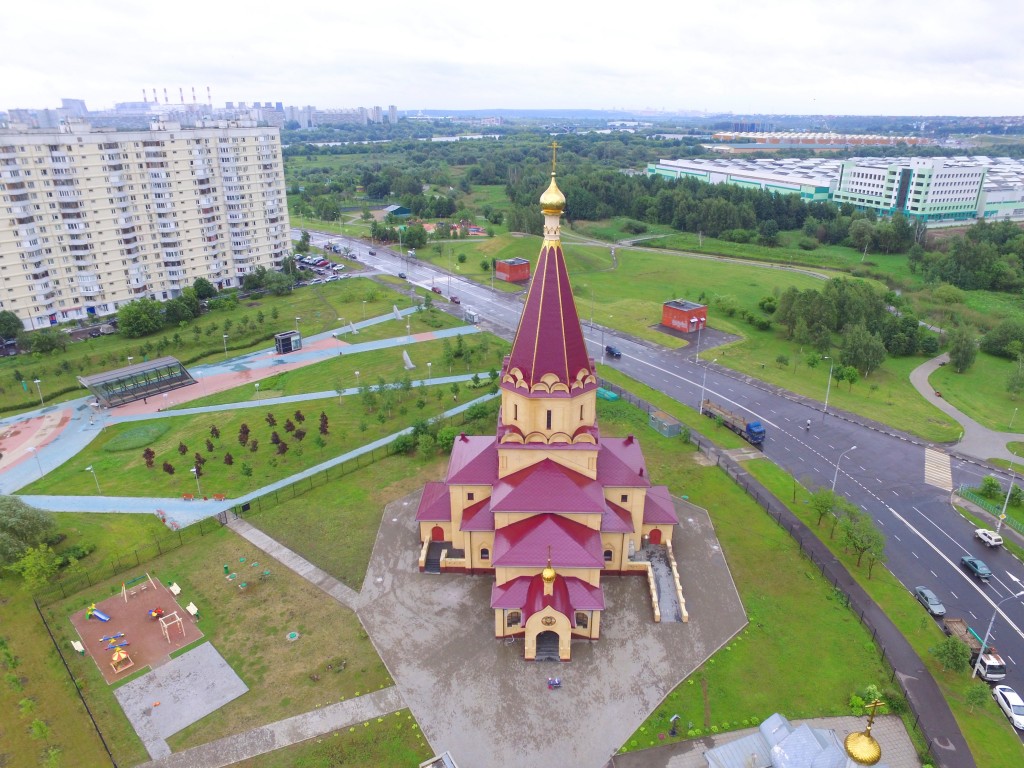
[118,215,135,227]
[30,270,51,280]
[69,243,92,253]
[34,290,57,303]
[60,212,84,220]
[108,174,124,186]
[9,191,29,202]
[157,221,178,232]
[0,147,16,160]
[15,215,35,225]
[202,224,218,236]
[122,236,138,246]
[130,284,149,295]
[198,195,215,207]
[78,284,101,296]
[5,180,26,190]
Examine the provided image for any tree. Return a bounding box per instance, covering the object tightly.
[5,544,61,590]
[117,298,165,338]
[965,681,990,713]
[224,452,234,466]
[193,277,216,300]
[162,461,175,475]
[948,326,978,373]
[295,230,311,254]
[932,636,971,673]
[839,323,886,377]
[0,498,56,567]
[840,365,860,392]
[142,448,156,468]
[178,442,188,455]
[264,271,295,296]
[0,310,24,339]
[775,354,789,369]
[810,489,837,527]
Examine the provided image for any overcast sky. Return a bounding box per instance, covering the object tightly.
[5,0,1023,116]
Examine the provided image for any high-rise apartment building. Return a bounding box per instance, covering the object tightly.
[0,118,290,331]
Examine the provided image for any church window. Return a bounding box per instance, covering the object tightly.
[467,492,475,501]
[546,410,552,429]
[513,403,518,420]
[604,549,613,562]
[480,547,489,560]
[620,494,628,503]
[580,404,584,420]
[507,611,521,627]
[575,612,589,628]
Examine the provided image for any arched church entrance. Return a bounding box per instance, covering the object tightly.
[649,528,662,545]
[431,526,444,541]
[535,630,561,662]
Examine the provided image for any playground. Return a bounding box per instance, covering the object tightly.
[68,574,204,685]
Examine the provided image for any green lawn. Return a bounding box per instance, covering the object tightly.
[744,461,1024,766]
[605,403,890,754]
[929,351,1024,435]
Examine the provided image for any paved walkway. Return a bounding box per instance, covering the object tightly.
[136,686,406,768]
[909,352,1024,462]
[608,715,918,768]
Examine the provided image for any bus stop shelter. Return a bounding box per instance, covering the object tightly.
[78,357,195,407]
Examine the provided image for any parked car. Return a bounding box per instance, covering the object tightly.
[398,272,407,279]
[431,287,442,294]
[450,296,461,304]
[367,250,376,256]
[961,555,993,581]
[605,345,622,359]
[993,685,1024,730]
[913,586,946,617]
[975,528,1004,547]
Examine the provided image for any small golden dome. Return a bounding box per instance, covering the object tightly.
[844,730,882,766]
[542,563,556,584]
[540,173,565,214]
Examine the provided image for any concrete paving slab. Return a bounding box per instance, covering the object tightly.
[114,642,248,759]
[357,490,747,768]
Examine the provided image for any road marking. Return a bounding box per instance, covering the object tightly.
[923,447,953,491]
[931,571,938,578]
[893,535,901,542]
[950,591,958,599]
[912,551,919,558]
[892,490,900,497]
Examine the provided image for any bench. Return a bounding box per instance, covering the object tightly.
[169,582,181,596]
[70,640,85,655]
[182,494,194,502]
[185,602,199,618]
[213,493,226,502]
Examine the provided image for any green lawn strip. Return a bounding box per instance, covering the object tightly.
[40,525,390,763]
[0,279,418,413]
[20,380,486,499]
[172,332,509,410]
[248,455,450,588]
[596,367,748,450]
[929,351,1024,432]
[610,413,888,753]
[238,708,432,768]
[714,326,960,442]
[744,461,1024,765]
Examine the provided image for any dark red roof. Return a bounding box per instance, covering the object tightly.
[504,242,594,392]
[461,496,494,531]
[492,513,603,568]
[446,435,497,485]
[415,482,451,522]
[598,436,651,487]
[491,458,605,514]
[643,485,680,525]
[602,499,635,533]
[490,573,605,625]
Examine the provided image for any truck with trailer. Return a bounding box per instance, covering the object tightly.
[701,399,766,447]
[942,617,1007,681]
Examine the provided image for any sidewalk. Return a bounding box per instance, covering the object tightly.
[909,353,1024,462]
[136,685,406,768]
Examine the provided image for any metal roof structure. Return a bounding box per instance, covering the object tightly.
[77,356,195,407]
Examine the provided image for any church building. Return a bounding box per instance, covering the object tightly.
[416,154,679,660]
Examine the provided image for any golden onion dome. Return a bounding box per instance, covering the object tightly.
[844,730,882,766]
[540,173,566,214]
[542,562,556,584]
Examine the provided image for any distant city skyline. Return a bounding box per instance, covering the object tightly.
[4,0,1023,116]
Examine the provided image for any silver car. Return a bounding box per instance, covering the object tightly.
[913,586,946,617]
[993,685,1024,730]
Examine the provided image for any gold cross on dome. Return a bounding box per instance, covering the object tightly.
[864,699,884,728]
[550,141,560,174]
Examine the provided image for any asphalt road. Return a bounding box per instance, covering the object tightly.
[298,229,1024,741]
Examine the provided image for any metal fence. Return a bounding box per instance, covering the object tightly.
[957,484,1024,535]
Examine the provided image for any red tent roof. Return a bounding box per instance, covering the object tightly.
[461,496,494,531]
[492,458,605,514]
[490,573,605,625]
[602,499,635,533]
[504,242,594,392]
[446,435,497,485]
[414,482,451,522]
[643,485,680,525]
[492,513,603,568]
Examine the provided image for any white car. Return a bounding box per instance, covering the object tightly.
[993,685,1024,730]
[975,528,1004,547]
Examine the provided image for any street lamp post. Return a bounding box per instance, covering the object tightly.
[427,361,431,381]
[822,356,834,421]
[255,382,260,402]
[698,359,717,415]
[974,578,1024,678]
[832,445,857,493]
[355,370,360,388]
[222,334,229,355]
[33,378,43,406]
[362,300,367,320]
[1012,407,1018,430]
[26,446,43,477]
[996,468,1017,534]
[190,466,203,497]
[695,322,702,363]
[85,465,101,493]
[295,316,301,332]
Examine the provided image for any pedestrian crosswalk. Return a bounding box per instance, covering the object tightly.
[924,447,953,491]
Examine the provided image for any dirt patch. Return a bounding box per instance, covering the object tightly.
[69,582,203,685]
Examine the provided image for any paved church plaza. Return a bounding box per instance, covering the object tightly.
[356,489,747,767]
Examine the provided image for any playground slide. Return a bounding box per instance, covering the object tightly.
[92,609,111,622]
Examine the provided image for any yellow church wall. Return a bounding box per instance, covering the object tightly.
[494,566,601,587]
[524,606,572,661]
[418,521,451,543]
[500,388,595,439]
[497,444,597,479]
[467,531,495,572]
[493,510,602,531]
